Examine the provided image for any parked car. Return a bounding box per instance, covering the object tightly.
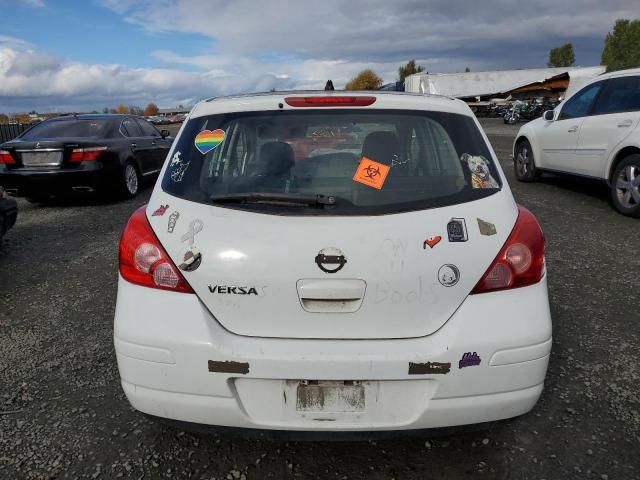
[115,91,551,433]
[148,116,166,125]
[514,68,640,217]
[0,186,17,242]
[0,114,173,201]
[166,114,186,124]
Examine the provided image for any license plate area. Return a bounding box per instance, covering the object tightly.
[20,151,63,167]
[296,380,365,412]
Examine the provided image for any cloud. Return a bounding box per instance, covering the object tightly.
[2,0,638,111]
[0,41,296,112]
[101,0,635,63]
[0,35,34,50]
[18,0,44,6]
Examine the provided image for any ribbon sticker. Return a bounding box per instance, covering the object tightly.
[181,219,204,246]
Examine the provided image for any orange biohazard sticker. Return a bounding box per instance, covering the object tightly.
[353,156,390,190]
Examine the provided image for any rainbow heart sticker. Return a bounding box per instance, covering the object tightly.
[194,129,225,154]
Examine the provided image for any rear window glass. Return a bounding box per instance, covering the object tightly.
[162,109,500,215]
[20,119,113,139]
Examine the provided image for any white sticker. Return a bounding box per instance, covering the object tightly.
[169,151,190,182]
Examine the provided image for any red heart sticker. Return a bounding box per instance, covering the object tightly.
[423,236,442,249]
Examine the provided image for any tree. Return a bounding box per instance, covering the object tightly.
[0,113,9,124]
[465,67,471,73]
[398,59,425,82]
[345,69,383,90]
[116,104,130,114]
[601,19,640,72]
[144,103,159,117]
[15,114,32,124]
[129,105,143,116]
[547,43,575,67]
[102,107,109,114]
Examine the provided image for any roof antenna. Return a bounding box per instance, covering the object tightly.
[324,80,335,91]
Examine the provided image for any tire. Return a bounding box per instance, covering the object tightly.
[119,161,140,199]
[610,154,640,217]
[514,139,540,182]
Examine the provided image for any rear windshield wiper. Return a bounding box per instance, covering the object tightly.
[209,192,337,208]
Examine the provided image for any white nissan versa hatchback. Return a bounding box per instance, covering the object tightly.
[514,68,640,217]
[114,91,552,433]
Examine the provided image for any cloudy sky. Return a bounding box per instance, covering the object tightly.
[0,0,636,112]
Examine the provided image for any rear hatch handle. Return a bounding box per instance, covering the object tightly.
[296,279,366,313]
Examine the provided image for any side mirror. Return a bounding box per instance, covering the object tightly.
[543,110,555,121]
[160,129,170,138]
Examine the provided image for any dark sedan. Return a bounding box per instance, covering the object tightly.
[0,186,17,242]
[0,114,172,201]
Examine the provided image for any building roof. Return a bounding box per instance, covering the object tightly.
[405,66,607,99]
[158,107,191,114]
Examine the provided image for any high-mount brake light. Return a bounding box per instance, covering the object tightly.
[471,205,545,294]
[284,96,376,107]
[119,206,193,293]
[70,146,108,162]
[0,150,15,164]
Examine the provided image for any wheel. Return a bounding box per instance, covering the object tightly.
[514,139,540,182]
[610,154,640,217]
[120,161,140,199]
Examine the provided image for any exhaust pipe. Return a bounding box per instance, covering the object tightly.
[72,186,95,192]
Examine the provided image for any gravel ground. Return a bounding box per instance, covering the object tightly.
[1,117,639,480]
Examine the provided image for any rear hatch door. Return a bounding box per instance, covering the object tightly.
[149,190,516,339]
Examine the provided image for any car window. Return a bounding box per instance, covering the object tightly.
[120,118,143,137]
[136,118,161,137]
[559,81,604,120]
[592,76,640,115]
[20,118,111,139]
[161,109,500,216]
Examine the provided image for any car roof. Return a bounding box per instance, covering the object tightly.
[46,114,137,122]
[190,91,472,118]
[599,67,640,80]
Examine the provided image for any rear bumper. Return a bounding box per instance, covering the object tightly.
[0,162,113,196]
[114,276,552,431]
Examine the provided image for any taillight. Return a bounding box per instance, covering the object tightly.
[284,96,376,107]
[471,205,545,294]
[70,146,108,162]
[119,206,194,293]
[0,150,15,164]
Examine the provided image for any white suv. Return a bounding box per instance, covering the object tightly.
[114,91,551,433]
[514,68,640,217]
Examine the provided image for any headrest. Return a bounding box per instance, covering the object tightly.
[259,141,295,176]
[361,131,399,164]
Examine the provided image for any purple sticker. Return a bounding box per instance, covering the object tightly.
[459,352,481,369]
